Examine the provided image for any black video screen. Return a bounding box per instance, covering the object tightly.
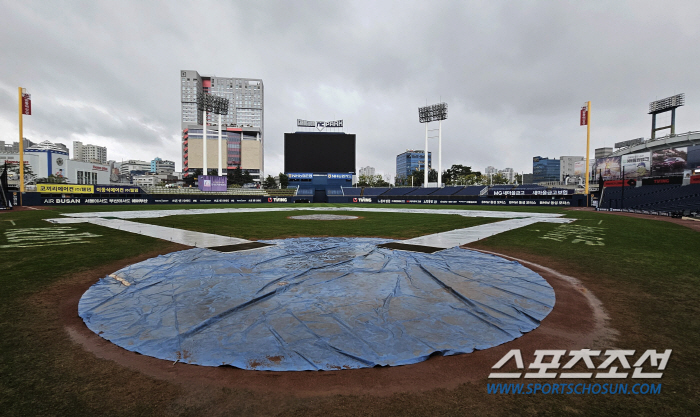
[284,132,356,173]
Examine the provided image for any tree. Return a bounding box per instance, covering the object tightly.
[455,173,485,185]
[357,174,391,187]
[263,175,277,189]
[227,167,243,186]
[374,176,390,187]
[514,173,523,185]
[489,173,510,185]
[34,174,67,184]
[279,173,289,188]
[183,168,202,187]
[442,164,474,185]
[242,170,253,185]
[408,169,438,187]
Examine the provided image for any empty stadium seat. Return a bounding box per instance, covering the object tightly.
[362,187,390,196]
[342,187,362,196]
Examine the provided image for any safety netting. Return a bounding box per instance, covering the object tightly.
[79,237,555,371]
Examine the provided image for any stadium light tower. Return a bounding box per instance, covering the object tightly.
[649,93,684,139]
[418,102,448,187]
[197,93,230,175]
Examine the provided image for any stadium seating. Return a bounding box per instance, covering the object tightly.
[405,187,439,196]
[342,187,362,196]
[381,187,418,196]
[600,183,700,213]
[296,188,315,196]
[430,186,465,196]
[326,187,344,196]
[489,184,514,189]
[362,187,391,196]
[453,186,487,196]
[515,184,546,190]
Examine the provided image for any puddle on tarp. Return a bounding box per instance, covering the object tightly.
[79,237,554,371]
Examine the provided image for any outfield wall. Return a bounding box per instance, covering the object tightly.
[20,192,586,206]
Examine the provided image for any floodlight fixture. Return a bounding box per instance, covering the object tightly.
[648,93,684,114]
[418,102,448,123]
[418,102,448,187]
[648,93,685,139]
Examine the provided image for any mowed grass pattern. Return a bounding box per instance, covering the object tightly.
[133,210,502,240]
[1,204,699,416]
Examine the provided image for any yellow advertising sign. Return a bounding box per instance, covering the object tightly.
[36,184,94,194]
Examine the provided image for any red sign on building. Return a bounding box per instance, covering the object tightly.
[22,94,31,115]
[580,107,587,126]
[690,175,700,185]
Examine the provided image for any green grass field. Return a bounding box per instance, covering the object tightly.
[1,204,699,416]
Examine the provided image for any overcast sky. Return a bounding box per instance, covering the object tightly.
[2,0,699,181]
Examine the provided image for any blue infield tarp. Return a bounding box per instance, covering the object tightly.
[79,237,555,371]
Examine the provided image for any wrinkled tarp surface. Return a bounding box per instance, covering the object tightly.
[79,238,555,371]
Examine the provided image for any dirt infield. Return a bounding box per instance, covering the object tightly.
[40,246,617,398]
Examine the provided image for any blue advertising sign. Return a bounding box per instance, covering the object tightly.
[489,189,573,196]
[198,175,227,192]
[327,173,353,180]
[288,173,313,180]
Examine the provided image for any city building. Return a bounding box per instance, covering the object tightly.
[484,166,498,176]
[0,140,109,185]
[358,166,375,177]
[396,150,431,182]
[560,156,585,181]
[1,139,37,154]
[498,167,515,183]
[532,156,561,183]
[119,160,151,177]
[595,147,613,159]
[132,173,179,187]
[150,157,175,175]
[180,70,264,182]
[72,141,107,164]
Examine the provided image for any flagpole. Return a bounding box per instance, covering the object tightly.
[18,87,24,206]
[584,101,591,202]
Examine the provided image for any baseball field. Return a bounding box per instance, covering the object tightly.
[1,203,698,416]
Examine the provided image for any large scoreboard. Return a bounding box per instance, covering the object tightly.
[284,132,356,173]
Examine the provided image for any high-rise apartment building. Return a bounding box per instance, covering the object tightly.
[484,166,498,176]
[359,166,375,177]
[73,141,107,164]
[180,70,264,182]
[498,167,515,183]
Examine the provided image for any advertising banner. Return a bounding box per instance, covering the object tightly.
[22,94,31,115]
[642,177,684,186]
[652,147,687,175]
[94,185,142,194]
[287,173,313,180]
[574,160,586,177]
[621,152,651,179]
[593,156,622,181]
[603,180,636,188]
[36,184,94,194]
[198,175,227,192]
[686,147,700,173]
[690,175,700,184]
[327,173,352,180]
[489,189,573,196]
